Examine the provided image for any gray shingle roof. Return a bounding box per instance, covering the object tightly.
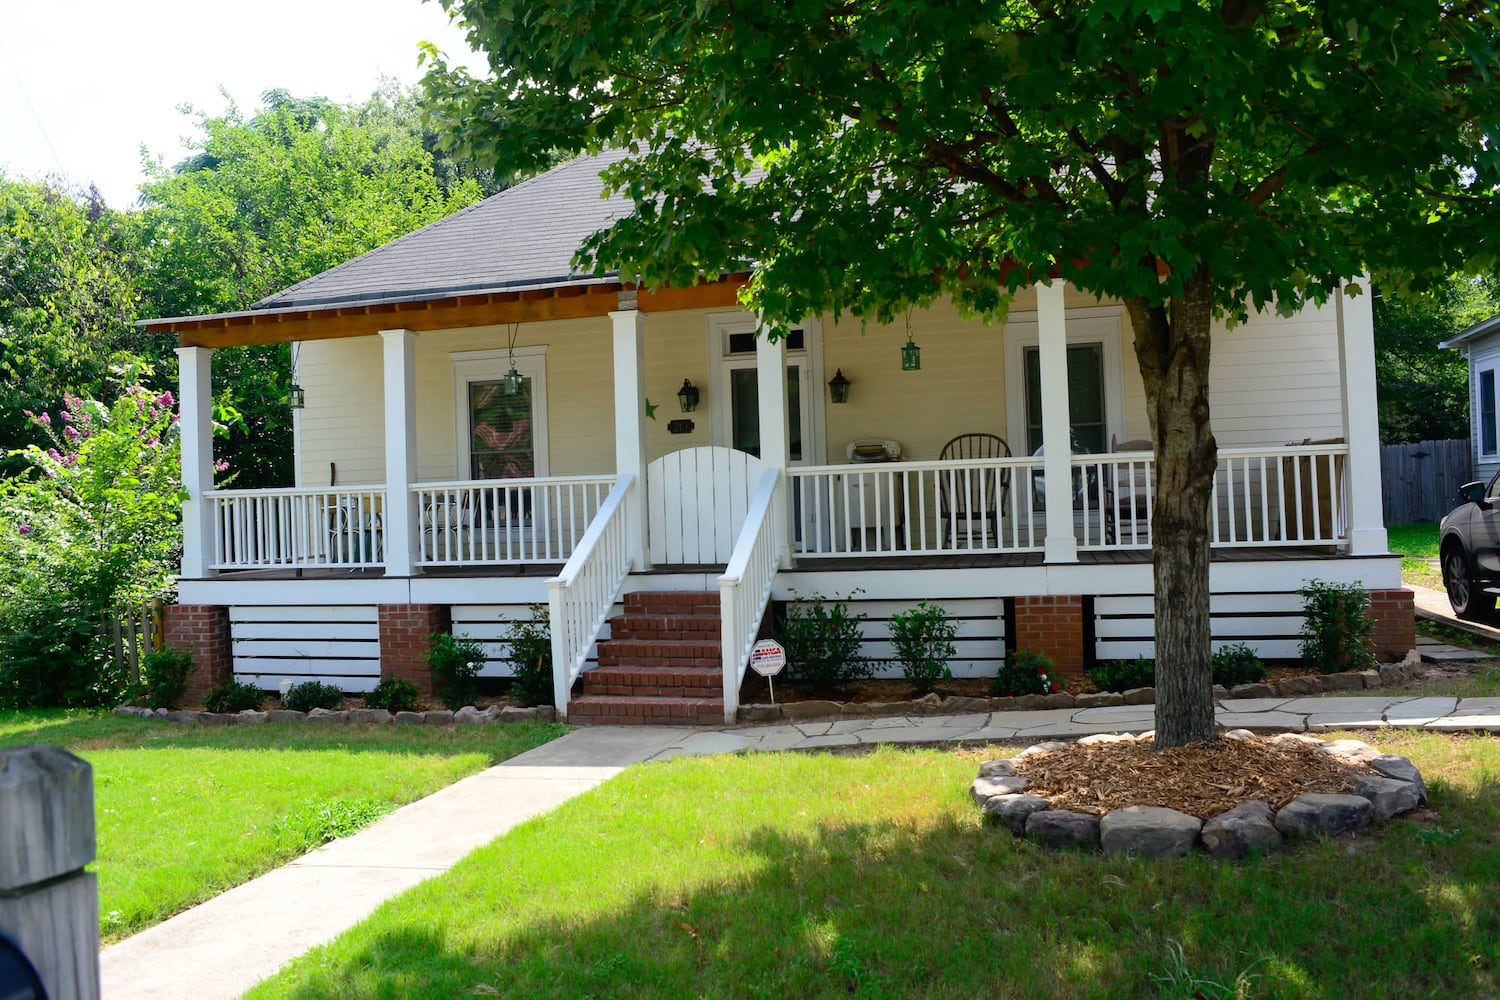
[252,148,634,312]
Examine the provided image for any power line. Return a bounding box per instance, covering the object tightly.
[0,34,65,176]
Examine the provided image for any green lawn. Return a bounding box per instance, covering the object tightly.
[249,733,1500,999]
[1388,522,1442,590]
[0,711,565,941]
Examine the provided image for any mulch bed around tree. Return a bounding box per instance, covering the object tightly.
[1009,736,1372,818]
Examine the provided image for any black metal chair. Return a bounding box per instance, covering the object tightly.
[938,433,1012,547]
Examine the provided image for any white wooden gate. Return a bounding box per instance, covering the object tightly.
[646,446,763,564]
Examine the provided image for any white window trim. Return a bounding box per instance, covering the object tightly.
[1003,306,1126,455]
[704,311,827,466]
[1479,366,1498,458]
[450,346,549,479]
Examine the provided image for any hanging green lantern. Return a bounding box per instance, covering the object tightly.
[901,337,921,371]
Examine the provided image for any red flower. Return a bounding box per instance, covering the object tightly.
[1050,682,1060,692]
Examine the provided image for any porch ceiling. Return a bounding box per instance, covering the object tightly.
[144,276,751,349]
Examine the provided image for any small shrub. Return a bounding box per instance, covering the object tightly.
[1211,642,1268,687]
[1086,655,1156,692]
[503,604,553,708]
[429,631,485,710]
[993,648,1061,697]
[283,681,344,713]
[887,600,957,692]
[1299,579,1377,674]
[140,647,194,710]
[777,591,871,689]
[204,679,262,713]
[363,676,420,713]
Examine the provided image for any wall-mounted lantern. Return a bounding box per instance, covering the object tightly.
[677,378,701,412]
[828,368,851,404]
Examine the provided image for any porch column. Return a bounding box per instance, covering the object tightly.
[756,329,793,567]
[380,329,418,576]
[611,309,650,569]
[176,346,215,579]
[1336,281,1389,556]
[1037,280,1079,563]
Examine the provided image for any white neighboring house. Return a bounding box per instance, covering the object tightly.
[144,150,1409,724]
[1441,313,1500,485]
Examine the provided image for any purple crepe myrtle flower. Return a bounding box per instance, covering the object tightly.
[214,459,230,473]
[46,448,62,463]
[64,425,81,440]
[18,524,31,536]
[156,391,174,407]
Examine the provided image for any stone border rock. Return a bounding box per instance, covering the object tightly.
[970,731,1426,860]
[736,649,1424,725]
[114,704,556,726]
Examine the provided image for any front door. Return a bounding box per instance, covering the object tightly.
[724,361,808,464]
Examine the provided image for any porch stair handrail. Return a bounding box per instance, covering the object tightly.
[719,467,783,725]
[545,474,637,717]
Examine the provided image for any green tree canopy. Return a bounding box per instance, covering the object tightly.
[0,176,151,473]
[136,84,490,487]
[427,0,1500,745]
[1375,276,1499,444]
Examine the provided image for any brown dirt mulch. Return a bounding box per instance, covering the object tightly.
[739,676,996,704]
[1011,737,1373,819]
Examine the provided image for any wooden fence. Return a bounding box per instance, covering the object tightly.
[1380,438,1470,526]
[106,599,163,683]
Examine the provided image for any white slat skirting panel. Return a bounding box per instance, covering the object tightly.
[230,604,380,691]
[647,446,762,564]
[450,603,621,678]
[782,595,1007,679]
[1093,594,1308,662]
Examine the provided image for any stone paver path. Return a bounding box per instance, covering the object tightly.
[642,696,1500,758]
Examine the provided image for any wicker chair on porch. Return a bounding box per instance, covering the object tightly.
[938,433,1011,547]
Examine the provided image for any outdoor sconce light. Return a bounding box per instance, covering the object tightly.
[288,384,306,409]
[677,378,701,412]
[828,368,851,404]
[900,337,921,371]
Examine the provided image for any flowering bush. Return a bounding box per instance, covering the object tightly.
[0,374,183,707]
[991,648,1062,697]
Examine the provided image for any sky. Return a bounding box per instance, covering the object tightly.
[0,0,483,208]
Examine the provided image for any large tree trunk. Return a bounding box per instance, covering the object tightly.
[1125,265,1218,748]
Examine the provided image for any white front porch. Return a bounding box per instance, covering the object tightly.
[173,280,1394,722]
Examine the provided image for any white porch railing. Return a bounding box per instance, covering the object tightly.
[413,475,616,566]
[787,456,1045,556]
[719,468,783,724]
[546,475,638,716]
[207,486,388,569]
[1072,443,1349,550]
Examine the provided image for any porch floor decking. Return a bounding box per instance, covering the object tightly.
[205,546,1357,581]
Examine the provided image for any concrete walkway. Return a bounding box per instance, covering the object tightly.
[102,683,1500,999]
[99,727,688,1000]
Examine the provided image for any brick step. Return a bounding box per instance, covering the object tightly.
[623,591,720,616]
[609,614,721,641]
[581,665,722,698]
[595,638,721,668]
[567,693,726,726]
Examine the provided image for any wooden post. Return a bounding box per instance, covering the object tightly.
[0,745,100,999]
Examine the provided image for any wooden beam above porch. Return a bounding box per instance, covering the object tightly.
[150,275,752,348]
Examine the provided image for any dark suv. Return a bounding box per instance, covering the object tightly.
[1440,477,1500,619]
